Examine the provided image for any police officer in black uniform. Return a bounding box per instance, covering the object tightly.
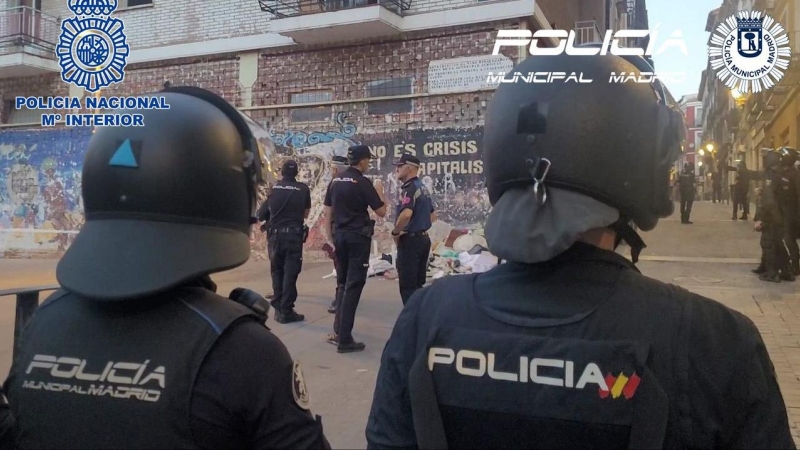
[775,147,800,275]
[678,162,695,224]
[391,152,435,305]
[2,87,331,449]
[327,155,349,314]
[366,51,793,448]
[265,159,312,323]
[323,145,387,353]
[754,148,796,283]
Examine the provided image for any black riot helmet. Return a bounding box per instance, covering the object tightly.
[484,47,685,232]
[778,146,798,167]
[763,148,783,170]
[57,87,276,301]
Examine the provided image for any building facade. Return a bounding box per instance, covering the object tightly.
[699,0,800,202]
[678,93,703,173]
[0,0,649,258]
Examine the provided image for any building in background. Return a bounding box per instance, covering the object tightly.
[699,0,800,204]
[0,0,649,257]
[678,93,703,174]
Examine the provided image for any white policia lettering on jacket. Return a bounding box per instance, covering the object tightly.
[428,347,608,390]
[22,354,166,402]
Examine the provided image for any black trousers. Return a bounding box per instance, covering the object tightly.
[333,232,372,344]
[712,186,722,203]
[761,221,789,276]
[679,194,694,222]
[783,212,800,271]
[733,190,749,218]
[331,251,344,310]
[268,232,304,313]
[396,233,431,305]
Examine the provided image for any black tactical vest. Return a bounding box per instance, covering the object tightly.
[773,167,797,217]
[406,262,690,449]
[7,286,260,449]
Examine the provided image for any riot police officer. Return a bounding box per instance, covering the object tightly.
[775,147,800,275]
[678,162,695,224]
[266,159,312,323]
[323,145,387,353]
[327,155,349,314]
[728,159,755,220]
[2,87,331,449]
[366,50,793,448]
[754,148,796,283]
[391,152,435,304]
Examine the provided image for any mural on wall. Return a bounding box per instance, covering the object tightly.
[0,114,489,258]
[263,113,490,250]
[0,127,92,254]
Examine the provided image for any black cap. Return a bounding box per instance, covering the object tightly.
[282,159,299,176]
[392,152,420,167]
[347,145,377,163]
[56,90,253,301]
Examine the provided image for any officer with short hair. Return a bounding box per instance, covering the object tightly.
[323,145,387,353]
[266,159,312,324]
[391,152,435,305]
[3,87,331,449]
[327,155,349,314]
[366,50,793,448]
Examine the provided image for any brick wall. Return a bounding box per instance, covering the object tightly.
[536,0,607,31]
[39,0,270,50]
[0,21,521,257]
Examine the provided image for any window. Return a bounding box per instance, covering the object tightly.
[124,0,153,7]
[2,100,50,124]
[290,91,332,122]
[694,107,703,127]
[367,77,413,115]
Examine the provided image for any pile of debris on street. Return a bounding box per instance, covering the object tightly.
[354,220,500,281]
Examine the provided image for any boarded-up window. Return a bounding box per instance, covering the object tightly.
[290,91,332,122]
[367,77,413,115]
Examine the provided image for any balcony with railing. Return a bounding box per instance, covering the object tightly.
[0,6,60,78]
[260,0,411,44]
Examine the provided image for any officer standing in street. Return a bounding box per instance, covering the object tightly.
[754,148,797,283]
[265,159,311,324]
[366,50,793,448]
[678,162,695,224]
[728,159,755,220]
[323,145,388,353]
[2,87,330,449]
[774,147,800,276]
[327,155,349,314]
[391,152,435,305]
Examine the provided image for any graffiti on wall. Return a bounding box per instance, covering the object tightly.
[264,113,490,249]
[0,128,92,254]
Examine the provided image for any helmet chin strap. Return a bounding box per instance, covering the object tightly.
[608,217,647,264]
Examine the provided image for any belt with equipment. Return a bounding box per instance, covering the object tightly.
[403,231,428,237]
[271,227,303,234]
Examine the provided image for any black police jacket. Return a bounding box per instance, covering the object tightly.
[5,282,330,449]
[366,243,794,449]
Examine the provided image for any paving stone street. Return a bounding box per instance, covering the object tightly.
[2,200,800,447]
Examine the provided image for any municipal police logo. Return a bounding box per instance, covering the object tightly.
[708,10,791,93]
[292,360,311,411]
[56,0,130,93]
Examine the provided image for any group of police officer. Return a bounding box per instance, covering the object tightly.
[0,48,795,449]
[752,146,800,283]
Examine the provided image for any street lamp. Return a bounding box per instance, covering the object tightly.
[731,89,742,100]
[706,143,714,152]
[699,149,705,156]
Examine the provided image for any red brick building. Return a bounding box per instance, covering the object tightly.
[0,0,645,257]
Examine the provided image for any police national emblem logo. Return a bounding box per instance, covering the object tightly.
[56,0,130,93]
[708,10,792,93]
[292,360,311,411]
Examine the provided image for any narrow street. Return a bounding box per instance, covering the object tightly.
[2,200,799,447]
